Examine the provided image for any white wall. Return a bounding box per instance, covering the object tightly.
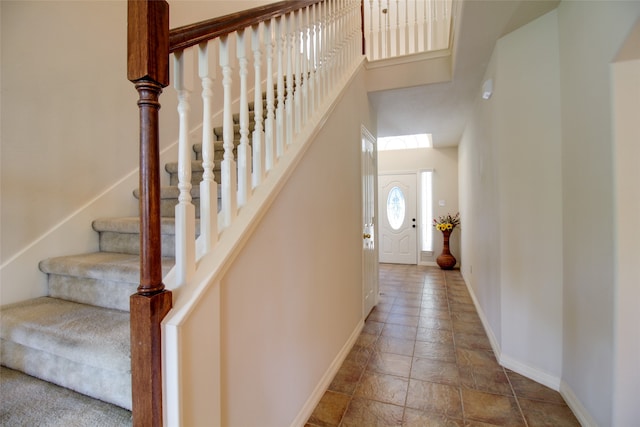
[557,2,640,425]
[494,10,563,385]
[612,55,640,427]
[458,51,502,350]
[378,147,459,266]
[459,3,640,425]
[460,10,564,385]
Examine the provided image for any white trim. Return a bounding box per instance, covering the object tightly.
[499,353,560,391]
[461,269,600,425]
[560,380,599,427]
[290,319,364,427]
[463,271,563,390]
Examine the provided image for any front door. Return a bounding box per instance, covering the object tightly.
[379,173,417,264]
[362,127,379,317]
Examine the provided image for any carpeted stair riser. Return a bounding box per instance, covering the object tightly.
[0,297,132,410]
[93,217,200,257]
[132,187,208,218]
[39,252,175,312]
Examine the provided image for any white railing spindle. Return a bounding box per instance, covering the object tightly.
[219,36,237,228]
[198,41,218,253]
[285,12,295,147]
[276,16,285,159]
[236,30,251,207]
[294,10,302,135]
[309,4,318,114]
[252,24,266,187]
[173,49,196,286]
[264,20,276,171]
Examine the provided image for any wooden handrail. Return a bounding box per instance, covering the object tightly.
[169,0,324,53]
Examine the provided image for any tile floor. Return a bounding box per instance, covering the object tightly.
[305,263,580,426]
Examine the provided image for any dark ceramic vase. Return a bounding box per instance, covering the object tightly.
[436,229,456,270]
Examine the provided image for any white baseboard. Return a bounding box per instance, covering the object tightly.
[500,353,561,391]
[461,272,562,391]
[560,380,598,427]
[290,319,364,427]
[461,273,597,425]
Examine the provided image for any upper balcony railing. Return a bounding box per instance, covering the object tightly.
[363,0,452,61]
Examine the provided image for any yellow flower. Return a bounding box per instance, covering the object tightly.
[446,223,453,230]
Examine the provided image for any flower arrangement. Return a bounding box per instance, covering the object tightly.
[433,212,460,231]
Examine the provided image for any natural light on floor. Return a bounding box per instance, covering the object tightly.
[377,133,433,151]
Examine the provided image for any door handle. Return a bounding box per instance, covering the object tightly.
[363,233,371,239]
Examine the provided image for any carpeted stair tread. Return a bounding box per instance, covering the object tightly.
[39,252,174,284]
[0,366,132,426]
[165,160,207,174]
[93,216,181,235]
[1,297,130,372]
[132,186,202,201]
[1,297,132,409]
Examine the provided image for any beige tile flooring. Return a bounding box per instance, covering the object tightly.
[306,263,580,426]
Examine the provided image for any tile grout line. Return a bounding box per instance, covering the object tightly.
[443,268,467,425]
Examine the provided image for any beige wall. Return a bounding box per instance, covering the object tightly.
[175,67,375,426]
[0,1,269,304]
[378,147,459,266]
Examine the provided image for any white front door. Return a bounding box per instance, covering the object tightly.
[362,127,379,317]
[379,174,417,264]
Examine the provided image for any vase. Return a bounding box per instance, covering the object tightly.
[436,229,456,270]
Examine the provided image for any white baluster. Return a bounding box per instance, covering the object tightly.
[294,9,302,135]
[414,0,419,53]
[275,16,285,158]
[405,0,409,54]
[252,24,266,187]
[173,49,196,286]
[219,36,237,228]
[324,0,333,95]
[309,4,317,114]
[301,7,310,125]
[236,30,251,207]
[264,20,276,171]
[365,0,377,61]
[198,41,218,253]
[317,3,327,100]
[426,0,432,51]
[382,0,388,59]
[333,0,340,84]
[395,0,400,56]
[352,0,360,60]
[285,12,294,146]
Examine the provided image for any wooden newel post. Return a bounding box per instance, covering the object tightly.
[127,1,172,426]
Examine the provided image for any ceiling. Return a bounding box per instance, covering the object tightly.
[368,0,560,147]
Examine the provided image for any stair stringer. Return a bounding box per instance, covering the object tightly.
[161,57,366,427]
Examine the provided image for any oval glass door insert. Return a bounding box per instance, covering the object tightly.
[387,186,406,230]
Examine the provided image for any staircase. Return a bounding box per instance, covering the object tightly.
[0,109,254,424]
